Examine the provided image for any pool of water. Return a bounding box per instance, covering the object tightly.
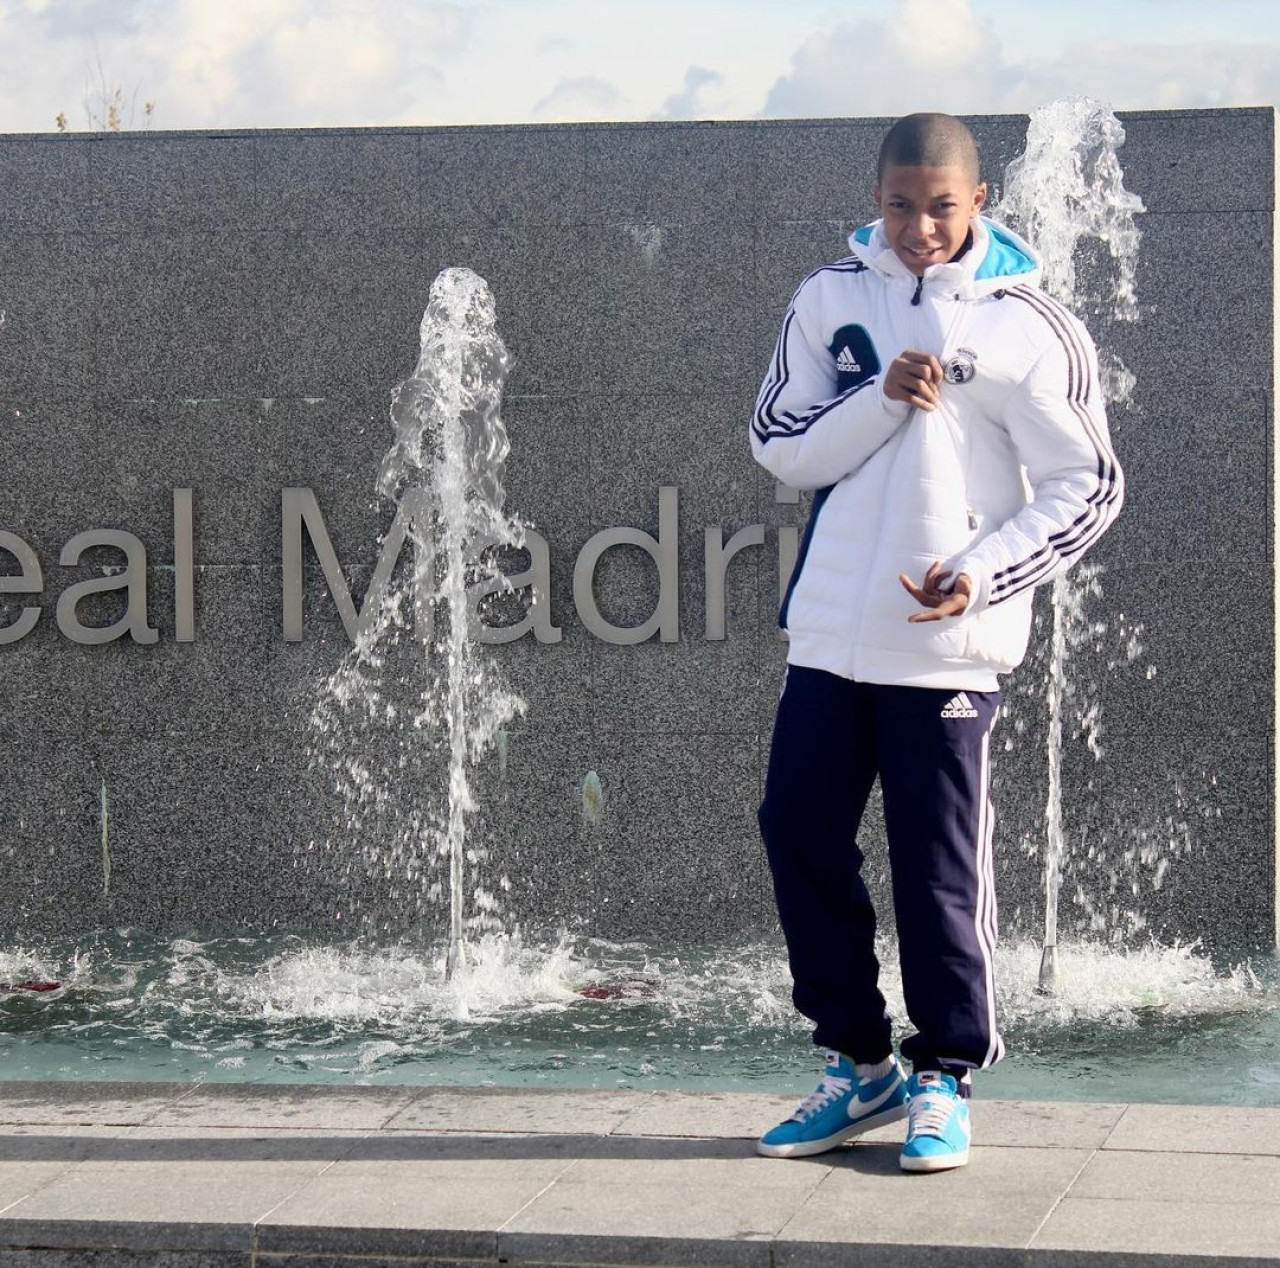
[2,930,1277,1106]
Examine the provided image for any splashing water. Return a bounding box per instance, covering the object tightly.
[1038,562,1111,986]
[3,931,1276,1100]
[996,99,1147,992]
[308,268,526,980]
[999,98,1145,325]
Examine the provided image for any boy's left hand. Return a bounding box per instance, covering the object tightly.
[899,562,972,621]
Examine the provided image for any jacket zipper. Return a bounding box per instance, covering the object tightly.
[851,272,938,678]
[850,271,926,678]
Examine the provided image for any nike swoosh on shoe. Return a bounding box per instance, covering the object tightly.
[848,1079,902,1119]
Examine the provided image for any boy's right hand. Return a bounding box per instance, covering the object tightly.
[885,351,944,411]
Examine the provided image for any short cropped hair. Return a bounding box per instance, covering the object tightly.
[877,113,981,186]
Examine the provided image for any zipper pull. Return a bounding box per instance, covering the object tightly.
[911,275,924,306]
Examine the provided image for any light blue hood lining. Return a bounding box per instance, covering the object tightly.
[974,221,1037,281]
[850,217,1039,286]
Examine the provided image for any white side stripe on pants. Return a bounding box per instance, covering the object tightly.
[975,728,1004,1067]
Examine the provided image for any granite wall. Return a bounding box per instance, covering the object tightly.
[0,108,1273,952]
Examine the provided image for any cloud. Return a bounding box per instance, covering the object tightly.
[1049,41,1280,110]
[2,0,473,130]
[532,75,626,122]
[763,0,1021,118]
[654,65,727,120]
[169,1,471,126]
[32,0,143,40]
[762,0,1280,118]
[6,0,1280,135]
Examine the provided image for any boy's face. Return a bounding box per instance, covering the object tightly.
[874,163,987,276]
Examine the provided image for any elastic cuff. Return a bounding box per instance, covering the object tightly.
[877,376,911,420]
[945,558,988,617]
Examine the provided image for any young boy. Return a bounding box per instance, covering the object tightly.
[751,113,1123,1172]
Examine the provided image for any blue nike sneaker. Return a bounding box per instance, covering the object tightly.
[899,1070,971,1172]
[757,1052,908,1158]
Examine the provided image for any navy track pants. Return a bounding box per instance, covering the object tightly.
[759,664,1005,1075]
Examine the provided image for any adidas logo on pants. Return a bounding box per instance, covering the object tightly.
[941,692,980,719]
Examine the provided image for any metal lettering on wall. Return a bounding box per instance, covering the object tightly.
[0,485,800,647]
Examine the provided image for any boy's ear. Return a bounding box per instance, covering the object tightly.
[972,182,988,215]
[873,183,882,213]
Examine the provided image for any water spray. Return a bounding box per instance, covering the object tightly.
[996,98,1145,995]
[377,267,526,980]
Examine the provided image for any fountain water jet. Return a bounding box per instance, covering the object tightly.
[994,98,1146,992]
[379,267,527,979]
[308,267,526,981]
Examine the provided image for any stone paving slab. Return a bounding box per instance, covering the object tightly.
[381,1088,656,1135]
[0,1082,1276,1267]
[0,1083,191,1127]
[0,1128,131,1217]
[0,1126,131,1164]
[261,1134,576,1243]
[1072,1149,1280,1205]
[778,1144,1093,1251]
[0,1162,84,1218]
[1032,1196,1280,1261]
[964,1100,1127,1150]
[614,1092,795,1140]
[100,1128,371,1165]
[4,1156,330,1231]
[145,1085,421,1132]
[502,1152,828,1251]
[1103,1102,1280,1156]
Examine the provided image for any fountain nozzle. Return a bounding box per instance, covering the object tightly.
[1037,943,1060,995]
[446,936,466,981]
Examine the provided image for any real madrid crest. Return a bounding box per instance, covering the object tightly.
[943,347,977,385]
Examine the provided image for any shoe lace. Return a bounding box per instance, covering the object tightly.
[791,1070,852,1122]
[908,1092,955,1137]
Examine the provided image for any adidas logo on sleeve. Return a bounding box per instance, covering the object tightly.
[835,346,861,373]
[941,692,980,719]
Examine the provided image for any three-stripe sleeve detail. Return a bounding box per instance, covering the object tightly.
[753,262,874,446]
[986,286,1122,606]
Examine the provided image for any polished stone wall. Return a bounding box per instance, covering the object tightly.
[0,108,1273,951]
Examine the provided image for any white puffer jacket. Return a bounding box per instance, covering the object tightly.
[752,216,1123,691]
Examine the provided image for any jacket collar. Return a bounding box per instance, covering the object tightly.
[847,216,1042,299]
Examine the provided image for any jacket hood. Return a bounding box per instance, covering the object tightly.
[847,216,1041,298]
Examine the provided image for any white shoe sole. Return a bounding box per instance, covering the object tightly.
[756,1100,909,1158]
[899,1146,970,1172]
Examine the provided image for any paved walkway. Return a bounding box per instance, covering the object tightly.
[0,1081,1277,1266]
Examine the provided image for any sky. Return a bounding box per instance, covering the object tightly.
[1,0,1278,133]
